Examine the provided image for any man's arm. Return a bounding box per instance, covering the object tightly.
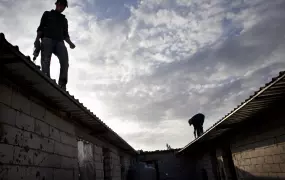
[63,19,75,49]
[35,12,47,46]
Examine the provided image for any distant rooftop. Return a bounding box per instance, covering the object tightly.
[178,71,285,155]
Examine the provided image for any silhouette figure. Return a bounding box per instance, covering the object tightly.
[188,113,205,138]
[35,0,76,90]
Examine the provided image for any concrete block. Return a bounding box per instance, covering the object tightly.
[50,126,60,142]
[13,146,34,165]
[272,155,283,164]
[54,169,73,180]
[34,119,49,137]
[262,164,271,173]
[61,156,77,169]
[33,151,61,168]
[280,163,285,173]
[0,165,9,180]
[9,131,53,153]
[94,145,103,155]
[11,91,31,114]
[30,101,45,120]
[54,141,77,158]
[22,132,40,151]
[40,137,54,153]
[270,164,281,173]
[265,156,274,164]
[0,104,16,125]
[95,154,103,162]
[255,148,265,157]
[255,164,263,173]
[95,162,104,170]
[251,157,258,165]
[256,157,265,164]
[96,170,104,178]
[0,84,12,106]
[60,131,77,147]
[272,145,284,155]
[44,110,58,126]
[45,110,75,135]
[7,166,26,180]
[16,112,34,132]
[0,144,14,164]
[25,167,37,180]
[35,167,53,180]
[0,124,24,146]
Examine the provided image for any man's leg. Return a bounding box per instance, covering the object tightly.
[197,126,203,137]
[41,38,54,77]
[55,41,69,89]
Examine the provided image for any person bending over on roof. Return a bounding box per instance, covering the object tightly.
[34,0,75,90]
[188,113,205,138]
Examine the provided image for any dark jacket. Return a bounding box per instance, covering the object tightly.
[37,10,70,41]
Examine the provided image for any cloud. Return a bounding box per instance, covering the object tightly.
[1,0,285,151]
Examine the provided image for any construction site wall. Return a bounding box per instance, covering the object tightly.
[230,106,285,179]
[0,80,134,180]
[194,105,285,180]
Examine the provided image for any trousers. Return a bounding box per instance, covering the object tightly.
[41,37,69,86]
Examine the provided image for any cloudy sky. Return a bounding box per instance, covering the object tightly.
[1,0,285,151]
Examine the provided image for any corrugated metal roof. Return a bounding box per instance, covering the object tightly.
[0,33,136,154]
[178,71,285,154]
[140,148,181,154]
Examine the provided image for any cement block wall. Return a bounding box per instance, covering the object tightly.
[196,152,216,180]
[230,109,285,180]
[0,79,135,180]
[94,144,104,180]
[0,83,78,180]
[104,149,121,180]
[192,106,285,180]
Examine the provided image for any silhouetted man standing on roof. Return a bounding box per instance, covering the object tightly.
[188,113,205,138]
[35,0,75,90]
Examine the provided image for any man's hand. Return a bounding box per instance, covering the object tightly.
[34,39,41,49]
[69,42,76,49]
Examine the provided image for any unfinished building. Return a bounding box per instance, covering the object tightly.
[1,32,285,180]
[0,33,136,180]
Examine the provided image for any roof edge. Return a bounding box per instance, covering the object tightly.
[178,71,285,154]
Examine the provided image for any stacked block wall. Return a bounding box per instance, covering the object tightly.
[0,83,78,180]
[94,144,104,180]
[104,149,121,180]
[231,111,285,180]
[197,152,216,180]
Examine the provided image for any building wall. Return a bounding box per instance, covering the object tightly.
[230,108,285,180]
[0,83,78,180]
[196,152,217,180]
[104,149,121,180]
[0,79,134,180]
[139,151,196,180]
[192,106,285,180]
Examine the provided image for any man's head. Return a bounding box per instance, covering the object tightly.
[188,119,192,126]
[55,0,68,13]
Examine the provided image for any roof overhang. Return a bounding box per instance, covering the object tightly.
[177,71,285,155]
[0,33,137,155]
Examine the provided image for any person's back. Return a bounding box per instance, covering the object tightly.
[188,113,205,138]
